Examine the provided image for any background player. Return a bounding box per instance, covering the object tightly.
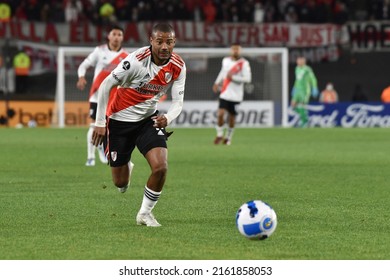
[91,23,186,227]
[212,43,252,145]
[290,56,319,127]
[76,25,128,166]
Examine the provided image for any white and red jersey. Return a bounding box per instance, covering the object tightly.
[95,46,186,127]
[77,44,129,103]
[214,56,252,102]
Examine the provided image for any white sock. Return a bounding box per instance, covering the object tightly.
[216,125,224,137]
[87,124,95,159]
[139,186,161,214]
[226,128,234,140]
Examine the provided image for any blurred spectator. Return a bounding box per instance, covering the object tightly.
[65,0,82,23]
[332,0,349,24]
[0,2,11,22]
[381,85,390,103]
[1,0,379,23]
[13,49,31,94]
[370,0,390,20]
[14,1,27,20]
[319,82,339,103]
[253,2,265,23]
[203,0,217,23]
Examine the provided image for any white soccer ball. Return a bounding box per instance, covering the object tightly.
[236,200,277,240]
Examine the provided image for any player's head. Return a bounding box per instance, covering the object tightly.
[150,23,176,65]
[107,25,124,49]
[230,43,241,59]
[296,56,306,66]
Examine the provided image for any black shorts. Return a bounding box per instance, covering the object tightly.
[89,102,97,120]
[219,98,240,115]
[105,113,168,167]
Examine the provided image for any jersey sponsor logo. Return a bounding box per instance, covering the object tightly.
[122,61,130,70]
[135,83,168,95]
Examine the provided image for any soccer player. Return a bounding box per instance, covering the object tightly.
[76,25,128,166]
[212,43,252,145]
[91,23,186,227]
[290,56,319,127]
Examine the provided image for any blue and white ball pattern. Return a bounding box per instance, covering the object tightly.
[236,200,277,240]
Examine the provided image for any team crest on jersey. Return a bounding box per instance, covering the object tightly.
[111,151,117,161]
[122,61,130,70]
[165,72,172,83]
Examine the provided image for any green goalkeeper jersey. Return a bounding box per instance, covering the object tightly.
[292,65,317,103]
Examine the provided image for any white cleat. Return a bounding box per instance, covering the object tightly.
[85,158,95,166]
[98,145,108,164]
[117,161,134,193]
[136,212,161,227]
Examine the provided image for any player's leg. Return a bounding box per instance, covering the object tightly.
[86,123,96,166]
[135,116,168,227]
[291,93,308,127]
[86,102,97,166]
[107,119,136,193]
[215,99,227,144]
[224,101,238,145]
[110,161,135,193]
[136,147,167,227]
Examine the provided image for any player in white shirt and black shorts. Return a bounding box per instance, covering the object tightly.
[92,23,186,227]
[77,25,128,167]
[212,43,252,145]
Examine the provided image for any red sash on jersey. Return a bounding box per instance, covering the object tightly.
[89,51,128,98]
[220,59,244,93]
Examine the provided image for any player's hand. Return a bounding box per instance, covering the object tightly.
[77,77,87,90]
[226,72,233,80]
[152,115,168,128]
[91,126,106,147]
[212,84,219,93]
[311,87,319,98]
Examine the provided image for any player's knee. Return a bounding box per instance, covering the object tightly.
[152,163,167,180]
[112,177,128,188]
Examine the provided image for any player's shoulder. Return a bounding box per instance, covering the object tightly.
[96,44,109,51]
[170,52,185,68]
[132,46,152,62]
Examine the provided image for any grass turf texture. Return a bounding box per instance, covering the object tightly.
[0,127,389,260]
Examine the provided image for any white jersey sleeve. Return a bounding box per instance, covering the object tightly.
[164,65,186,125]
[77,46,99,78]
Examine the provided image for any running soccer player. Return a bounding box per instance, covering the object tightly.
[91,23,186,227]
[212,43,252,145]
[77,25,128,166]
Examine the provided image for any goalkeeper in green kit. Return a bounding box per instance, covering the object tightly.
[290,56,319,127]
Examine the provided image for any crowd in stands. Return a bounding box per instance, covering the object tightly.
[1,0,389,25]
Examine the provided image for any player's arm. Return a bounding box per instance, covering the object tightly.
[230,60,252,83]
[91,74,118,146]
[76,47,99,90]
[308,68,319,98]
[156,67,186,127]
[212,60,225,93]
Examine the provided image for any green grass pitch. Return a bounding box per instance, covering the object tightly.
[1,127,389,260]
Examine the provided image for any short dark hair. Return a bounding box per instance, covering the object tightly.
[108,25,124,34]
[152,23,175,36]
